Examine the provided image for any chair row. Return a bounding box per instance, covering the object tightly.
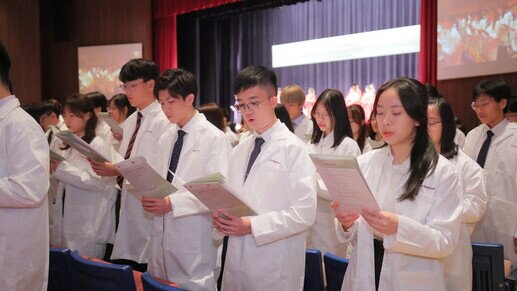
[304,243,516,291]
[48,248,186,291]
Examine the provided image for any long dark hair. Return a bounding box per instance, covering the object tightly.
[110,93,135,119]
[428,96,458,159]
[348,104,368,151]
[198,102,225,131]
[61,94,98,150]
[275,104,294,132]
[311,89,353,148]
[374,78,438,202]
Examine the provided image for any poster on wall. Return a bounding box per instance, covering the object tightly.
[78,43,142,98]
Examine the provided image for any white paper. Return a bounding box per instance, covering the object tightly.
[310,154,380,213]
[55,130,110,162]
[184,173,256,217]
[114,156,177,198]
[50,150,66,161]
[99,112,123,135]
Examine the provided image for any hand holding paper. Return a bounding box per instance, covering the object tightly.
[310,154,380,213]
[114,157,177,198]
[212,209,252,235]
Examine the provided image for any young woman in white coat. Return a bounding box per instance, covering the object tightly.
[348,104,373,154]
[307,89,361,257]
[107,93,135,151]
[50,94,117,259]
[427,96,487,291]
[332,77,463,291]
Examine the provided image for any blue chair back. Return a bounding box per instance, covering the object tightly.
[141,272,187,291]
[324,252,349,291]
[70,251,137,291]
[48,248,79,291]
[472,242,506,291]
[304,249,324,291]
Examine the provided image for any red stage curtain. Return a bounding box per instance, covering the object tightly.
[419,0,437,86]
[153,0,241,70]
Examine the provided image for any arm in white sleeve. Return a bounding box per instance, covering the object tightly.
[384,169,463,259]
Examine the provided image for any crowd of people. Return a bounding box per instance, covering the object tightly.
[1,40,516,291]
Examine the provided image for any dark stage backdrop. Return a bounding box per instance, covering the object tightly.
[178,0,420,109]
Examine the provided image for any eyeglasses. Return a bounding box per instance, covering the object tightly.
[312,112,329,119]
[234,98,269,112]
[471,100,491,110]
[119,81,145,91]
[428,120,442,126]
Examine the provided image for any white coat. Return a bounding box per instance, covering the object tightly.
[96,118,113,143]
[47,120,68,240]
[441,150,487,291]
[307,133,360,257]
[51,136,117,258]
[454,128,466,148]
[111,100,172,263]
[465,121,517,265]
[148,112,231,291]
[221,120,317,291]
[0,96,49,291]
[335,147,463,291]
[294,114,313,143]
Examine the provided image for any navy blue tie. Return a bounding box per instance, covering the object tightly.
[167,130,186,182]
[244,137,265,182]
[476,130,494,168]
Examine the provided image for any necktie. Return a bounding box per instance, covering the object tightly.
[166,130,186,182]
[47,130,53,145]
[117,112,142,187]
[244,137,265,182]
[476,130,494,168]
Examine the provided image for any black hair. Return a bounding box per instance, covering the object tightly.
[374,77,439,202]
[154,68,198,103]
[0,41,13,92]
[119,58,159,83]
[311,89,353,148]
[198,102,225,131]
[233,65,277,96]
[348,104,368,152]
[61,94,98,150]
[428,97,459,159]
[275,104,294,132]
[109,93,135,118]
[472,78,511,112]
[85,91,108,112]
[22,104,40,121]
[508,96,517,113]
[425,83,442,98]
[39,100,61,118]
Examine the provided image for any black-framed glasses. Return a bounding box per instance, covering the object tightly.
[234,98,269,112]
[119,81,145,91]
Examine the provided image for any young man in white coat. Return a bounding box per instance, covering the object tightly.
[463,78,517,266]
[0,41,50,290]
[90,59,171,271]
[212,66,317,291]
[141,69,231,291]
[280,85,313,143]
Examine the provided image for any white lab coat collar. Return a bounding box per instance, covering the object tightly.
[480,118,509,137]
[138,100,160,119]
[0,95,19,120]
[252,119,282,144]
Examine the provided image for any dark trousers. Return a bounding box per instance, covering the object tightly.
[374,239,385,291]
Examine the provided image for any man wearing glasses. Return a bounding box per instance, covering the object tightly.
[89,58,171,272]
[463,78,517,268]
[212,65,316,291]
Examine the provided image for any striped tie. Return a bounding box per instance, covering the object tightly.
[117,112,142,187]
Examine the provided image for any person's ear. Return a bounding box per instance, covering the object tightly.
[269,96,278,108]
[84,112,91,121]
[499,98,508,110]
[146,79,155,92]
[186,94,195,106]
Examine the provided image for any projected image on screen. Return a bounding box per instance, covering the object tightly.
[437,0,517,80]
[78,43,142,98]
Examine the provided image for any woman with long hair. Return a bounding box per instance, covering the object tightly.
[307,89,361,257]
[333,78,463,291]
[348,104,373,153]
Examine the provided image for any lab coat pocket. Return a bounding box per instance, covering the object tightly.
[240,239,286,282]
